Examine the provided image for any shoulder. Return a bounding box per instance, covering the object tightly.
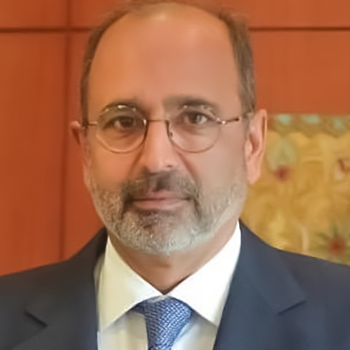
[0,261,67,311]
[276,247,350,294]
[0,229,107,307]
[240,222,350,298]
[0,262,70,348]
[0,260,65,287]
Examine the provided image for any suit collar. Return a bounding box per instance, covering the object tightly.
[14,225,306,350]
[237,223,305,313]
[213,223,306,350]
[14,229,107,350]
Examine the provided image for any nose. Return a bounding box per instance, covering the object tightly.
[136,120,179,173]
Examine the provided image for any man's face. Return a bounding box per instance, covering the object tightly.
[79,4,265,255]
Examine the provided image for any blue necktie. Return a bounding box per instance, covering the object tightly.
[135,297,193,350]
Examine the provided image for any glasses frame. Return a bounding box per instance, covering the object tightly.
[80,110,251,154]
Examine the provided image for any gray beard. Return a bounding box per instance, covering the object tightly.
[85,168,247,256]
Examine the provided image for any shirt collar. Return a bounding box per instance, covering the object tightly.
[168,224,241,326]
[96,223,241,330]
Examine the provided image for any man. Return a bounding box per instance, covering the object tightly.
[1,1,350,349]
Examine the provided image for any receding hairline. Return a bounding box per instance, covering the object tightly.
[99,2,234,47]
[80,0,256,122]
[126,1,203,15]
[121,1,224,21]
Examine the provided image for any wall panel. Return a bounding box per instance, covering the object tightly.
[0,34,66,275]
[70,0,350,28]
[252,31,350,113]
[226,0,350,28]
[0,0,66,28]
[63,32,101,259]
[71,0,121,28]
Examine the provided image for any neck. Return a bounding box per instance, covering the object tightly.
[109,218,237,293]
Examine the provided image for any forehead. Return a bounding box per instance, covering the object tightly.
[88,3,240,116]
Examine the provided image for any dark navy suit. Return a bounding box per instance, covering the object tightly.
[1,224,350,350]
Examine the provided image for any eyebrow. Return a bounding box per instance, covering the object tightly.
[99,95,222,118]
[101,99,147,114]
[164,96,222,115]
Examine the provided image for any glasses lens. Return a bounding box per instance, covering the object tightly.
[170,108,220,152]
[93,105,224,153]
[96,108,145,152]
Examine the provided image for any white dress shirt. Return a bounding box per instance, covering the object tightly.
[96,223,241,350]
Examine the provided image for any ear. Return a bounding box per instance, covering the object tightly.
[70,120,90,165]
[70,120,82,144]
[244,109,267,184]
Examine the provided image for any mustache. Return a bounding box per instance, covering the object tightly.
[120,170,201,203]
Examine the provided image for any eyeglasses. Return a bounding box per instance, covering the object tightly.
[81,104,250,153]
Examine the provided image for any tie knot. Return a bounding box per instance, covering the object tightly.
[135,297,192,350]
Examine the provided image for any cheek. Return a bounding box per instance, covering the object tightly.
[87,147,136,189]
[184,134,246,195]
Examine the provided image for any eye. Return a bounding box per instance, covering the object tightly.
[113,116,136,129]
[103,115,143,131]
[184,112,210,126]
[177,110,217,130]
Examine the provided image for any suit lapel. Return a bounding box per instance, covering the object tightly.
[11,225,307,350]
[213,224,306,350]
[13,230,107,350]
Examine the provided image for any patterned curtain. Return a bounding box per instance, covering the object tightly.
[242,114,350,264]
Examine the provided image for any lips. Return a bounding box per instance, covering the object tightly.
[132,191,186,200]
[129,191,188,211]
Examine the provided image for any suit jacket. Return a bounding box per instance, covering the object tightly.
[2,224,350,350]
